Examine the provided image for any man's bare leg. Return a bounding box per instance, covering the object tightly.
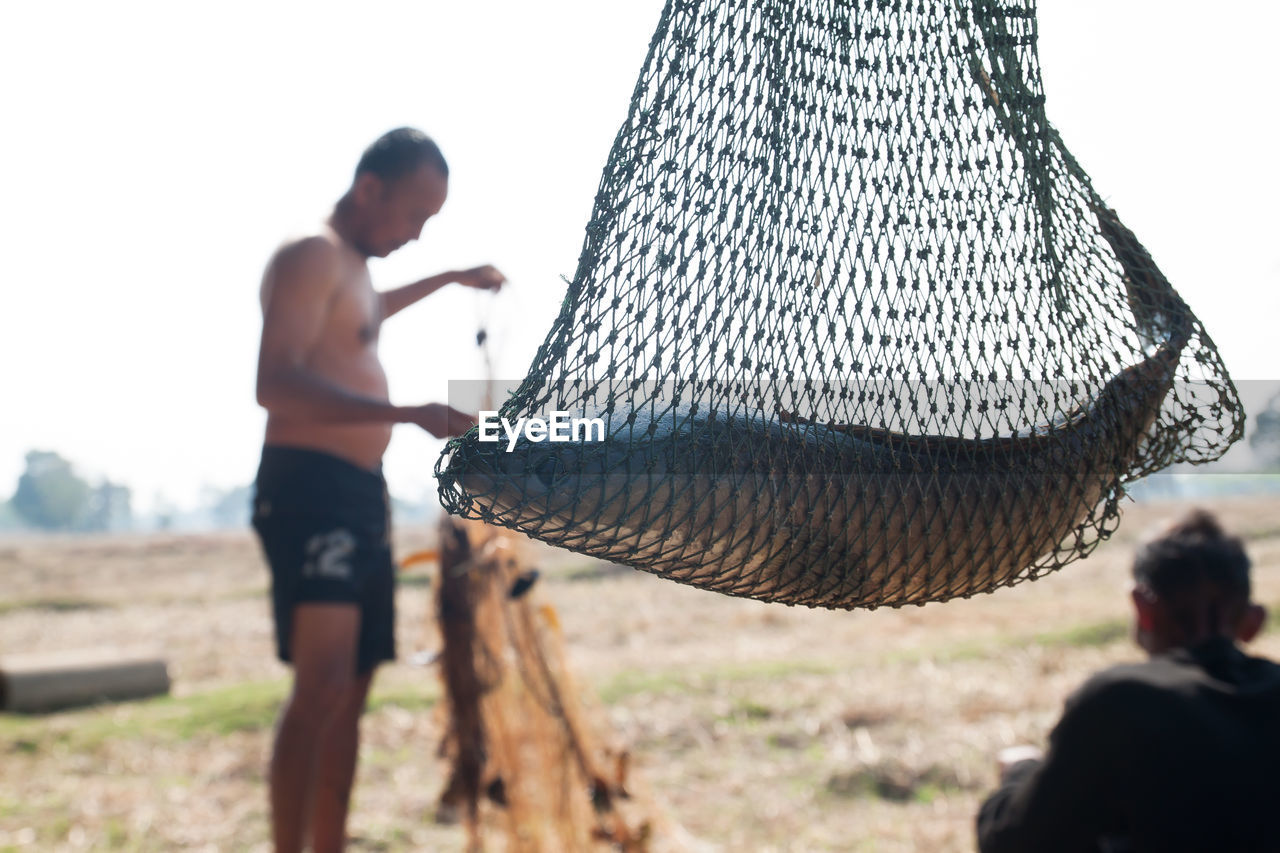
[271,604,360,853]
[311,672,374,853]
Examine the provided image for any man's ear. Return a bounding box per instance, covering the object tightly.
[353,172,384,206]
[1131,587,1157,632]
[1237,603,1266,644]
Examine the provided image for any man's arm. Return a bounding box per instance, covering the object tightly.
[977,683,1130,853]
[254,238,471,437]
[379,265,505,321]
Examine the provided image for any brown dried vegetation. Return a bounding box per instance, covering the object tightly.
[1,497,1278,851]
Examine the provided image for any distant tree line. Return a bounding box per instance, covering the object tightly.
[1,450,440,533]
[5,400,1280,534]
[4,450,133,532]
[1251,389,1280,472]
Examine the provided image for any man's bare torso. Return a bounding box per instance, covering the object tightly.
[260,232,392,471]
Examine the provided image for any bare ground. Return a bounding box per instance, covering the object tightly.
[2,496,1279,851]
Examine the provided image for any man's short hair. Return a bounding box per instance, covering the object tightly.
[1133,508,1251,602]
[355,128,448,184]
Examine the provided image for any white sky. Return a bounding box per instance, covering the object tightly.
[1,1,1277,511]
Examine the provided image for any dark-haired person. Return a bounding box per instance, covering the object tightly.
[977,508,1280,853]
[252,127,504,853]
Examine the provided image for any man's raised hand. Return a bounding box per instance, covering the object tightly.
[455,265,506,292]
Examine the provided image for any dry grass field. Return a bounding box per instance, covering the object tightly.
[3,496,1279,851]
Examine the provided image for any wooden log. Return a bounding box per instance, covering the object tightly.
[0,648,170,713]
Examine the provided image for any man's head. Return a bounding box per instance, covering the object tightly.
[340,127,449,258]
[1130,508,1265,655]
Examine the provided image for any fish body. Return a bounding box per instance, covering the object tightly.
[438,208,1193,609]
[441,343,1179,609]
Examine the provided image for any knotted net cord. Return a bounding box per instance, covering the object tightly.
[437,0,1242,609]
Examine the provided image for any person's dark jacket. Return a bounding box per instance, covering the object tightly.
[977,637,1280,853]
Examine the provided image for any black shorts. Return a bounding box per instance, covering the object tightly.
[251,446,396,674]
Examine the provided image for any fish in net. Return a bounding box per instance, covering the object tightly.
[437,0,1242,609]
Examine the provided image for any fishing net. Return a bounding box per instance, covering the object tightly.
[436,0,1243,609]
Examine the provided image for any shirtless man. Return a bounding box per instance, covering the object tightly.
[251,127,504,853]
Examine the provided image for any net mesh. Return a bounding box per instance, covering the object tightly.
[436,0,1242,609]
